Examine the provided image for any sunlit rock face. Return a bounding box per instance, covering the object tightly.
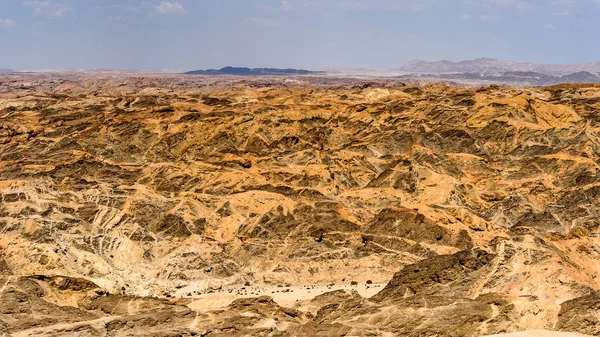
[1,73,600,336]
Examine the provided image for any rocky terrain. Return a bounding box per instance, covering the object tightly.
[1,73,600,336]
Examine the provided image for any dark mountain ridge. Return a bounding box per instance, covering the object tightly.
[185,66,325,76]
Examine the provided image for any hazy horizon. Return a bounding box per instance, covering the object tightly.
[2,0,600,71]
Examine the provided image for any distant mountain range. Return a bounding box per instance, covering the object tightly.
[4,60,600,86]
[184,60,600,85]
[399,58,600,77]
[394,70,600,86]
[185,66,325,76]
[393,58,600,85]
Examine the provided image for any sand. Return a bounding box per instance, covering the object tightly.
[185,283,384,312]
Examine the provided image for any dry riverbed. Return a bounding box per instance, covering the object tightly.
[180,283,385,312]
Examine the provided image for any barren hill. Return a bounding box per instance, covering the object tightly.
[1,73,600,336]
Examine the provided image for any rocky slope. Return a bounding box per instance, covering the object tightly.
[1,73,600,336]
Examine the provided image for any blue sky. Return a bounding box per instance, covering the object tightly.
[0,0,599,71]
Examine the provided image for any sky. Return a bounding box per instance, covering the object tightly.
[1,0,600,71]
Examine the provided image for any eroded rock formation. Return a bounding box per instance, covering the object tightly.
[1,73,600,336]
